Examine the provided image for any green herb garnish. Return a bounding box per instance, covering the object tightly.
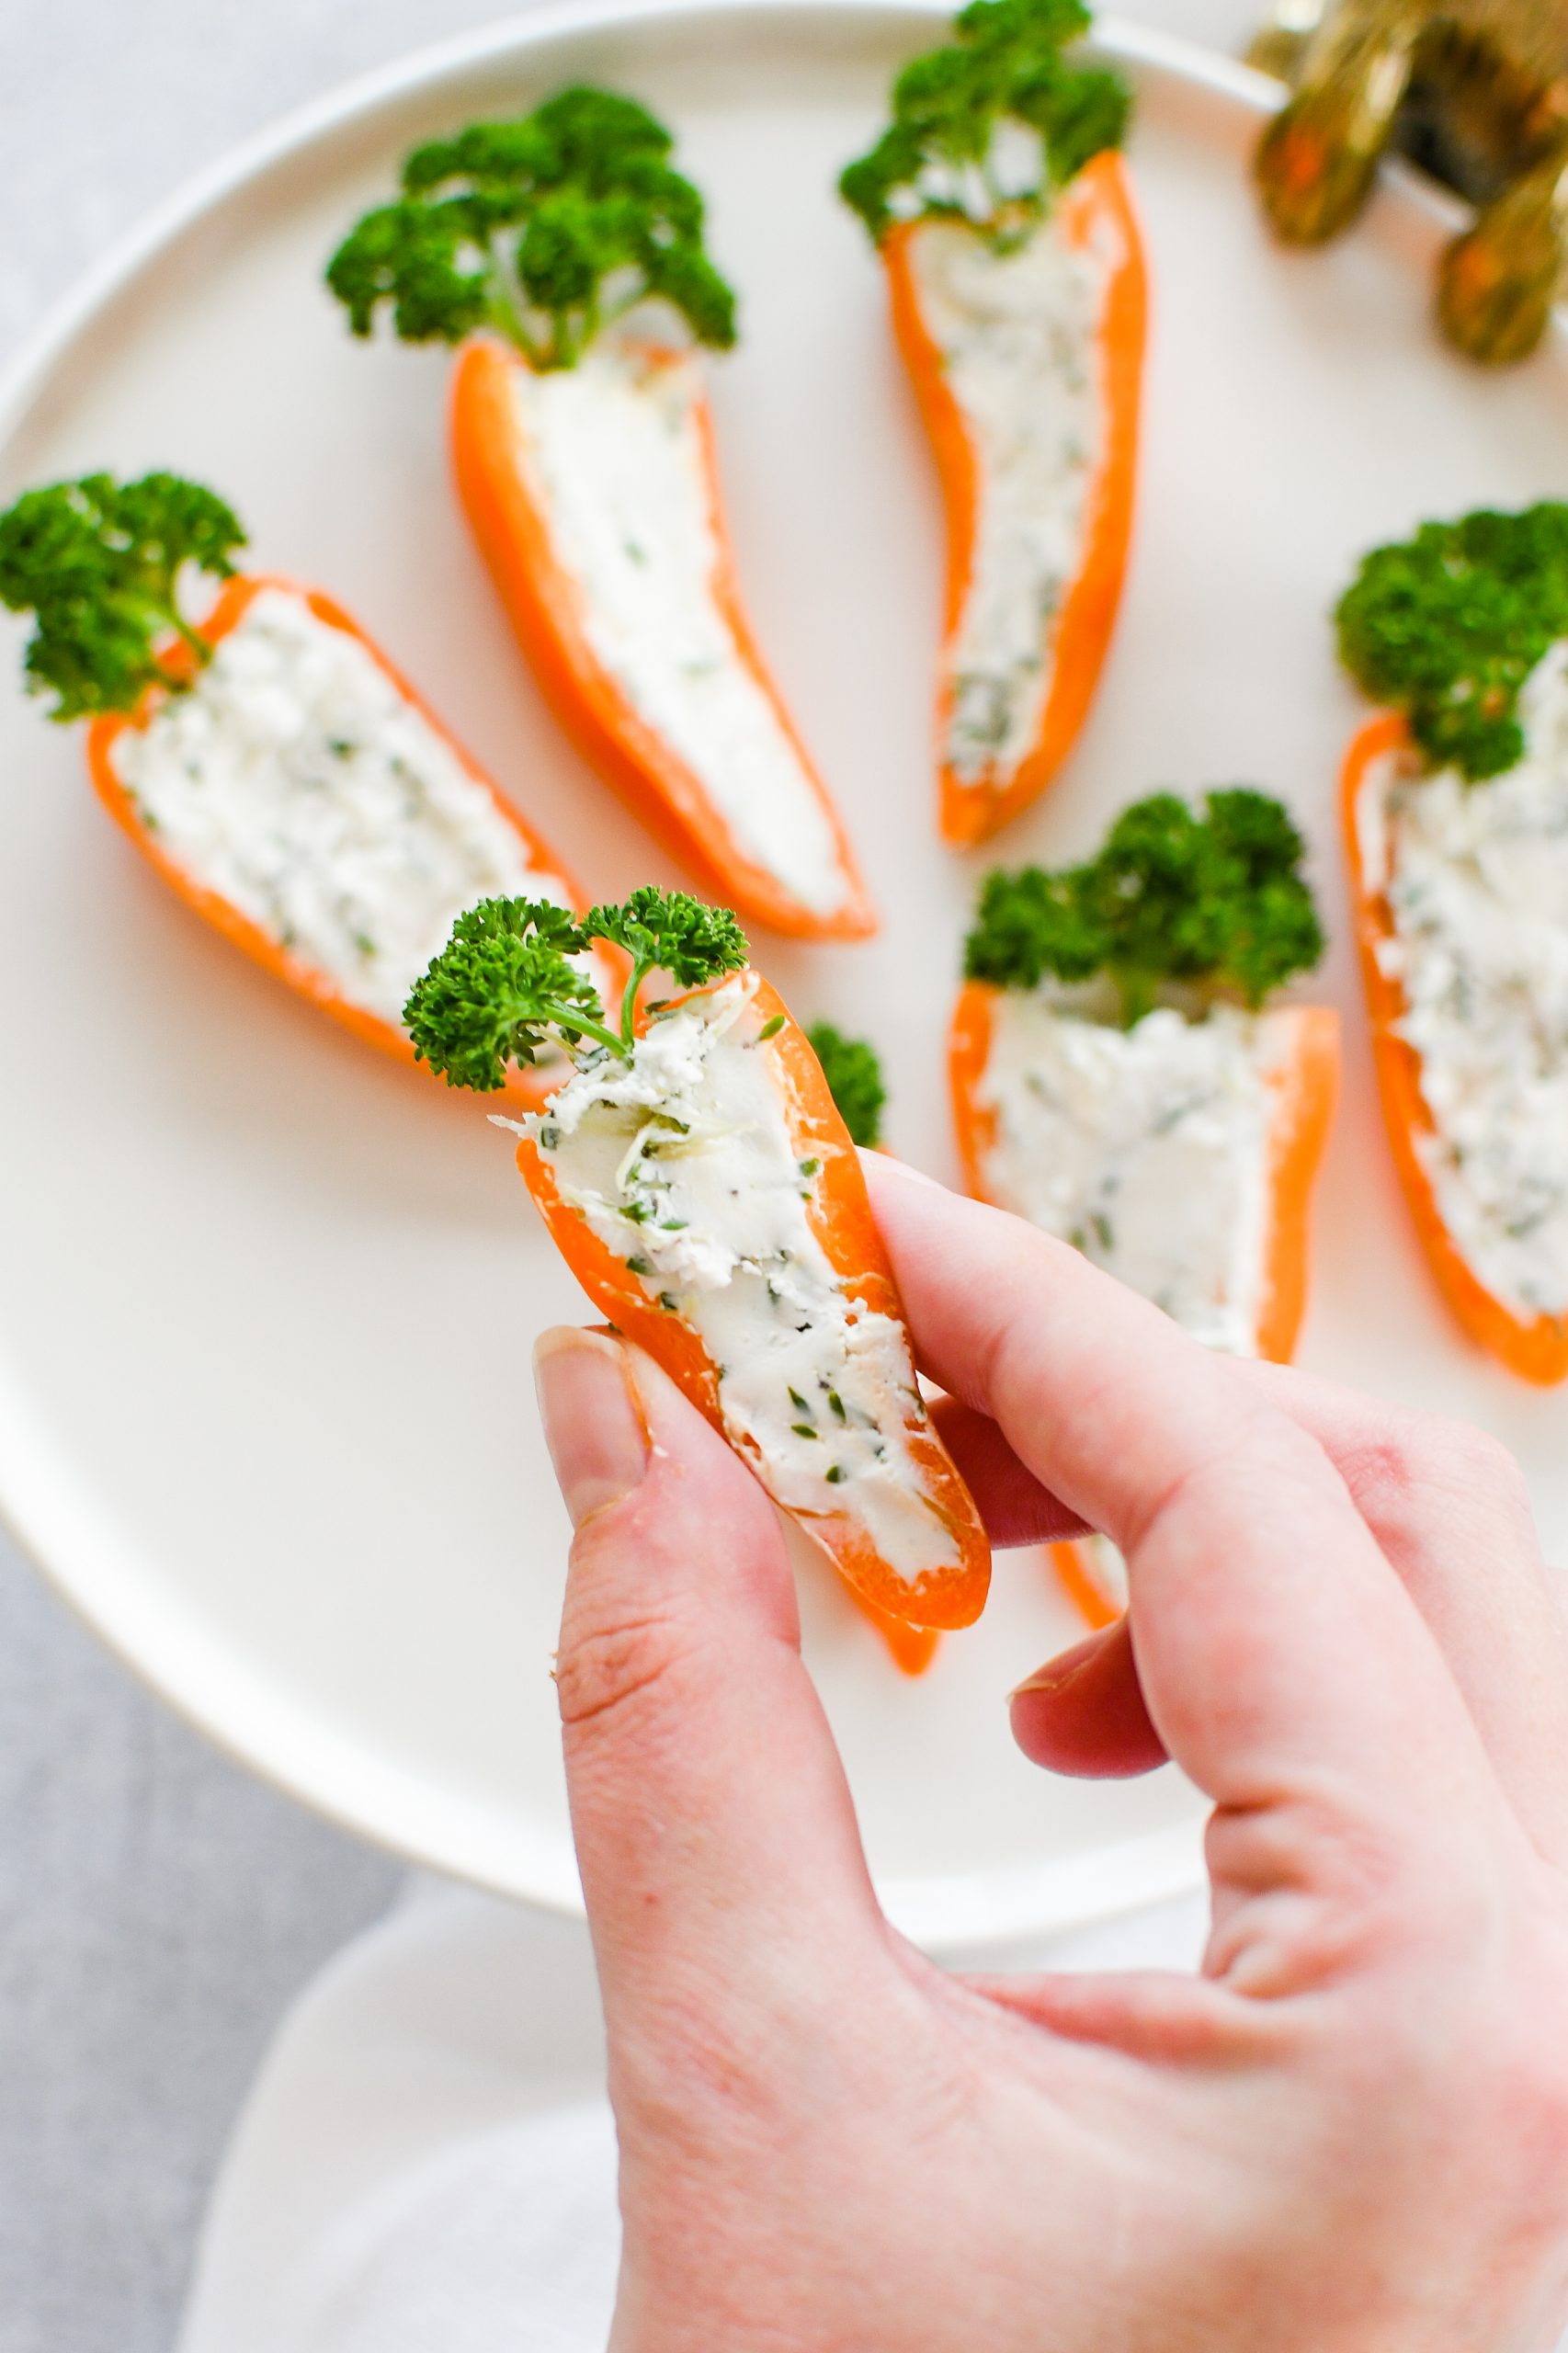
[838,0,1130,254]
[404,884,748,1090]
[582,884,748,1053]
[326,85,737,372]
[0,472,246,722]
[1335,502,1568,783]
[964,789,1324,1025]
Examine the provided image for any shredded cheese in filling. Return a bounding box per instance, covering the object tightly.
[973,996,1284,1356]
[110,586,564,1030]
[1358,643,1568,1321]
[907,199,1118,790]
[527,976,958,1583]
[508,340,851,921]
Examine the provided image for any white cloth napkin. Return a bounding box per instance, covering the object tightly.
[176,1879,1209,2353]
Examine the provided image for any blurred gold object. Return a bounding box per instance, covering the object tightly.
[1249,0,1568,363]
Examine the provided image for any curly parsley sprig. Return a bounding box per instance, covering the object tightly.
[965,789,1324,1026]
[583,885,750,1052]
[839,0,1130,253]
[1335,503,1568,783]
[404,886,750,1090]
[0,472,246,722]
[326,85,737,372]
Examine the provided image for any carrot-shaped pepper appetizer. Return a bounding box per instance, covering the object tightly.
[840,0,1144,848]
[0,471,611,1098]
[405,887,988,1635]
[1336,503,1568,1384]
[327,88,874,942]
[948,790,1337,1626]
[949,790,1337,1630]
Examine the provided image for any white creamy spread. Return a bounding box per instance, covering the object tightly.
[908,196,1119,789]
[111,586,563,1029]
[509,340,850,920]
[529,976,958,1583]
[1358,643,1568,1320]
[974,996,1281,1354]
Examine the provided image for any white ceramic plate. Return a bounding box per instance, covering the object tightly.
[2,0,1564,1953]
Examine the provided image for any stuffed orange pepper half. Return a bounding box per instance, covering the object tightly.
[948,789,1339,1625]
[405,886,988,1636]
[840,0,1146,848]
[327,87,874,942]
[1335,503,1568,1385]
[0,470,609,1100]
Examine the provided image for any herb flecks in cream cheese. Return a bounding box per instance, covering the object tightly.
[975,998,1281,1355]
[1360,643,1568,1320]
[110,587,560,1029]
[529,976,957,1581]
[909,199,1118,790]
[510,340,850,921]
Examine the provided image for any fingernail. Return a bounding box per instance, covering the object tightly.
[534,1328,649,1528]
[862,1148,943,1188]
[1009,1646,1096,1703]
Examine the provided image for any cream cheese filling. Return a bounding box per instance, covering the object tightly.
[973,996,1280,1356]
[907,199,1118,790]
[528,977,958,1583]
[1358,643,1568,1321]
[508,340,850,920]
[110,586,563,1030]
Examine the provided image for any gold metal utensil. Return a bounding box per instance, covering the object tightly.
[1249,0,1568,363]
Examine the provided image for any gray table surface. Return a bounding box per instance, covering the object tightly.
[0,1,1256,2347]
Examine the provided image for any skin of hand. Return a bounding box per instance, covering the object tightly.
[532,1155,1568,2353]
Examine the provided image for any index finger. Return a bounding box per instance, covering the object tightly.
[867,1159,1478,1813]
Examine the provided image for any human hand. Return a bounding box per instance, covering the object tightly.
[533,1158,1568,2352]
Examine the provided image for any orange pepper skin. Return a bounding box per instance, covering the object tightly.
[846,1583,943,1674]
[85,574,600,1104]
[1048,1539,1122,1632]
[883,153,1148,849]
[1343,712,1568,1385]
[952,977,1340,1632]
[1252,1003,1342,1367]
[449,340,877,942]
[949,978,1004,1206]
[519,973,990,1634]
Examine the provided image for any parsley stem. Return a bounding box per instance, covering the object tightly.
[556,1003,631,1063]
[485,278,547,371]
[139,594,210,690]
[167,611,211,670]
[620,954,659,1051]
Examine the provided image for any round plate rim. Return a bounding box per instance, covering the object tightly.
[0,0,1534,1951]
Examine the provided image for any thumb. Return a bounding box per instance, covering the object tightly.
[534,1327,885,2047]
